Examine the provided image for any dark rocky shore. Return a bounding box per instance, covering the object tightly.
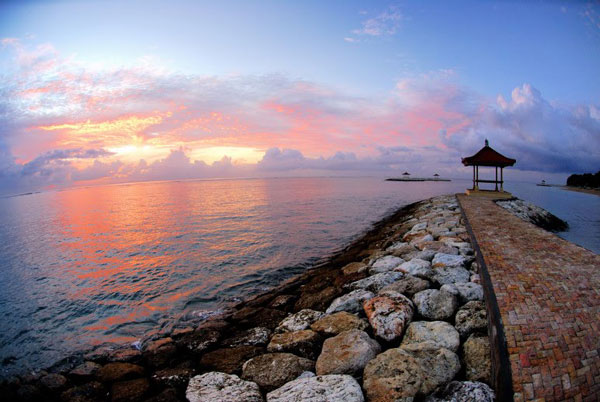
[2,194,502,401]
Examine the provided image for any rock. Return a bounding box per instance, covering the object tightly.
[315,330,380,376]
[455,301,487,338]
[310,311,368,337]
[70,361,101,381]
[412,222,428,232]
[186,372,263,402]
[432,253,466,268]
[143,338,177,368]
[97,362,144,383]
[396,258,433,278]
[109,348,142,363]
[363,292,414,342]
[60,381,107,402]
[369,256,404,274]
[111,378,150,402]
[294,286,341,311]
[363,342,460,400]
[410,234,434,246]
[440,283,484,303]
[326,289,375,314]
[401,321,460,352]
[269,295,297,310]
[275,309,324,333]
[403,230,429,243]
[241,353,314,392]
[431,266,471,285]
[199,346,264,374]
[267,330,323,360]
[151,366,196,388]
[413,289,458,321]
[386,242,416,257]
[414,249,437,261]
[345,271,404,293]
[463,335,492,384]
[418,241,459,255]
[40,373,67,390]
[144,388,180,402]
[222,327,272,347]
[342,262,368,276]
[175,326,222,354]
[266,374,364,402]
[470,274,481,284]
[424,381,495,402]
[380,275,430,297]
[232,307,288,330]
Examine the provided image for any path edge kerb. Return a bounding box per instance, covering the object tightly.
[456,194,514,402]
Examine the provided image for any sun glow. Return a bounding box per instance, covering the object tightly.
[191,146,264,164]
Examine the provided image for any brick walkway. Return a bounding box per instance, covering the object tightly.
[458,194,600,402]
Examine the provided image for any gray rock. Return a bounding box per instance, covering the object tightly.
[310,312,368,337]
[363,291,414,342]
[431,266,471,285]
[341,262,368,276]
[386,242,416,257]
[400,342,461,395]
[151,366,196,388]
[316,330,381,376]
[455,301,487,338]
[432,253,466,268]
[424,381,494,402]
[380,274,431,297]
[369,255,404,274]
[397,258,433,278]
[267,330,323,360]
[275,309,324,333]
[40,373,67,390]
[413,289,458,321]
[411,222,428,232]
[222,327,272,347]
[410,234,434,246]
[266,374,364,402]
[415,249,437,261]
[242,353,315,392]
[401,321,460,352]
[186,372,263,402]
[345,271,404,293]
[441,283,484,303]
[463,335,492,384]
[326,289,375,314]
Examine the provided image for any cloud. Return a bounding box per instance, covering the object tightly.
[352,5,403,37]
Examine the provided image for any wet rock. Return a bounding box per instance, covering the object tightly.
[455,301,487,338]
[151,366,196,388]
[144,388,180,402]
[363,291,414,342]
[432,253,466,268]
[267,330,323,360]
[463,335,492,384]
[269,295,297,310]
[325,289,375,314]
[316,330,380,376]
[233,307,288,330]
[397,258,433,278]
[109,348,142,363]
[310,311,368,337]
[413,289,458,321]
[97,362,144,383]
[60,381,107,402]
[70,361,102,381]
[345,271,404,293]
[386,242,416,257]
[186,372,263,402]
[40,373,67,390]
[369,255,404,274]
[111,378,150,402]
[342,262,368,276]
[401,321,460,352]
[431,266,471,286]
[275,309,324,333]
[143,338,177,368]
[175,326,222,354]
[440,283,484,303]
[241,353,314,392]
[199,346,264,374]
[294,286,340,312]
[424,380,495,402]
[380,275,430,297]
[266,374,364,402]
[222,327,272,347]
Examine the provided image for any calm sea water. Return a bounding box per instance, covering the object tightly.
[0,177,598,376]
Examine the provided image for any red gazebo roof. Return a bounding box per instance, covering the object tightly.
[461,140,516,167]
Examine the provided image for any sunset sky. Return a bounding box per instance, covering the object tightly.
[1,0,599,195]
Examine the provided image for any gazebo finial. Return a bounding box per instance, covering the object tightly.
[485,138,489,147]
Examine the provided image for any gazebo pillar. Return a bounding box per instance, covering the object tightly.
[495,166,498,191]
[501,168,504,191]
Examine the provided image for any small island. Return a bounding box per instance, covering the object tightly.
[564,170,600,196]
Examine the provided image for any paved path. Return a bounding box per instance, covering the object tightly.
[458,194,600,402]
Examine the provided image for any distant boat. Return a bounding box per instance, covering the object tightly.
[537,180,551,187]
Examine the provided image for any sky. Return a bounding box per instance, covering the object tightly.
[1,0,599,195]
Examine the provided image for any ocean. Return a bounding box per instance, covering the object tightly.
[0,177,598,377]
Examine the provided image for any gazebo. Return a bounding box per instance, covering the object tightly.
[462,139,516,196]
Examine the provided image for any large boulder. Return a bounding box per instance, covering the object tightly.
[424,381,495,402]
[232,307,288,330]
[454,301,487,338]
[369,256,404,275]
[413,289,458,321]
[199,346,264,374]
[69,361,102,381]
[432,253,467,269]
[363,342,460,400]
[345,271,404,293]
[380,275,430,297]
[186,372,263,402]
[431,267,471,285]
[326,289,375,314]
[266,374,364,402]
[175,325,223,354]
[310,312,368,337]
[440,283,484,304]
[363,291,414,342]
[275,309,324,333]
[315,330,381,376]
[242,353,315,392]
[96,362,144,383]
[151,366,196,388]
[60,381,106,402]
[396,259,433,278]
[386,242,416,257]
[267,330,323,360]
[342,262,368,276]
[462,335,492,384]
[401,321,460,352]
[221,327,272,347]
[294,286,341,312]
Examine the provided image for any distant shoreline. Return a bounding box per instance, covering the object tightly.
[561,186,600,197]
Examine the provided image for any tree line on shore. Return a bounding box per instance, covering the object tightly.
[566,170,600,188]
